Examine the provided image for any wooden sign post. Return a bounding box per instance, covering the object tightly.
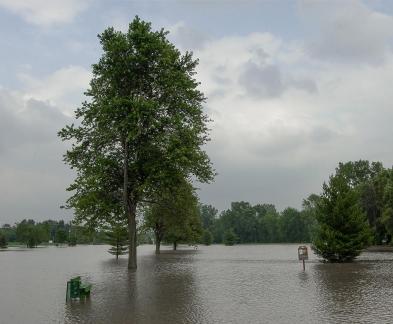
[298,246,308,271]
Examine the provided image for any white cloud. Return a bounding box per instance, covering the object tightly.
[0,0,92,26]
[18,65,91,115]
[188,22,393,209]
[167,21,211,50]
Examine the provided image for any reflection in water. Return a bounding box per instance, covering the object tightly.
[2,245,393,323]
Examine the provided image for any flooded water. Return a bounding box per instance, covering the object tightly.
[1,244,393,323]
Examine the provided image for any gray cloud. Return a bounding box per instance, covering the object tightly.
[197,155,330,212]
[238,61,317,98]
[239,62,285,98]
[299,0,393,64]
[0,90,73,224]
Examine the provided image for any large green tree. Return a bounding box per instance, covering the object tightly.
[312,174,372,262]
[59,17,213,268]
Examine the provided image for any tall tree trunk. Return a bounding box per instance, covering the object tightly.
[127,205,137,269]
[124,141,137,270]
[155,232,161,254]
[155,238,161,254]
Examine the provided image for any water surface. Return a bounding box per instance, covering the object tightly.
[1,244,393,323]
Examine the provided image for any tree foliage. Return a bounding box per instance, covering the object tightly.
[202,229,213,245]
[200,204,218,229]
[335,160,393,244]
[15,220,44,248]
[203,202,313,244]
[59,16,214,269]
[2,220,107,246]
[144,180,202,253]
[105,221,129,259]
[223,229,237,246]
[312,174,372,262]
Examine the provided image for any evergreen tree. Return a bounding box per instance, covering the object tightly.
[105,222,129,259]
[312,174,372,262]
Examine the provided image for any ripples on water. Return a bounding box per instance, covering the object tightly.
[1,245,393,323]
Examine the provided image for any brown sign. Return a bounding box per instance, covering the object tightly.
[298,246,308,261]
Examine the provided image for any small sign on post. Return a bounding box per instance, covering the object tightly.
[298,245,308,271]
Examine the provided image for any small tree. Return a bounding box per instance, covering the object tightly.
[105,222,129,259]
[202,229,213,245]
[55,228,68,244]
[312,175,372,262]
[144,180,202,253]
[223,229,237,246]
[0,232,7,248]
[16,220,43,248]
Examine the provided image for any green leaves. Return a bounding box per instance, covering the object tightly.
[144,179,202,249]
[312,174,372,262]
[104,221,129,258]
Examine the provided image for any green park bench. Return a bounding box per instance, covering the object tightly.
[66,276,92,301]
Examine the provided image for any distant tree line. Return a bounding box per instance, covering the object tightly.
[199,199,317,245]
[0,220,107,248]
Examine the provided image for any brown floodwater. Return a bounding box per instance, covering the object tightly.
[1,244,393,323]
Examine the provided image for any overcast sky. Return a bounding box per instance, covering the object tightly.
[1,0,393,224]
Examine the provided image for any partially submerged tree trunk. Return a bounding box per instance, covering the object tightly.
[154,222,164,254]
[127,207,137,269]
[124,142,137,270]
[155,236,161,254]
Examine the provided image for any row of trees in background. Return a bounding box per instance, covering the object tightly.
[0,220,107,248]
[199,201,317,245]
